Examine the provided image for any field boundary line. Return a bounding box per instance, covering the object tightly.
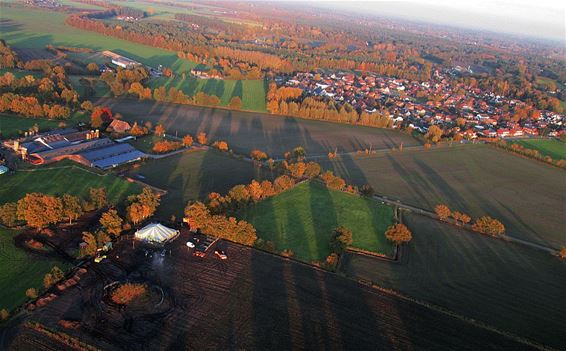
[361,280,557,351]
[226,238,556,351]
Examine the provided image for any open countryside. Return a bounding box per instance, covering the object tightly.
[0,0,564,350]
[99,98,421,157]
[320,144,566,249]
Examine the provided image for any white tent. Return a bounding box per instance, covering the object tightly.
[135,223,179,244]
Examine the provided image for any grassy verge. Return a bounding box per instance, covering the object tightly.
[146,77,266,112]
[512,139,566,160]
[238,181,395,262]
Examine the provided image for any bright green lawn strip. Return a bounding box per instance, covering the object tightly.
[0,228,71,311]
[0,68,42,78]
[514,139,566,160]
[0,7,202,74]
[0,161,142,204]
[0,113,60,139]
[238,181,395,262]
[146,77,266,111]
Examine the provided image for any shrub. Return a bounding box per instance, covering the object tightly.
[281,249,294,257]
[26,288,38,299]
[360,184,375,197]
[558,247,566,259]
[152,140,182,154]
[110,283,147,305]
[0,309,9,321]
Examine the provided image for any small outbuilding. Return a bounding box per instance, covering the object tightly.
[135,223,179,244]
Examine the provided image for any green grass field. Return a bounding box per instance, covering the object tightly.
[68,76,111,99]
[0,113,61,139]
[513,138,566,160]
[319,144,566,249]
[238,181,395,262]
[147,77,267,111]
[0,68,43,78]
[0,228,72,312]
[0,161,142,204]
[339,213,566,350]
[126,149,268,218]
[0,7,199,74]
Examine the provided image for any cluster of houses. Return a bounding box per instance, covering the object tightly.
[3,127,146,170]
[280,70,565,139]
[190,68,223,80]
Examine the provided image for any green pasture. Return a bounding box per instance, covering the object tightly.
[238,181,395,262]
[0,228,72,312]
[513,138,566,160]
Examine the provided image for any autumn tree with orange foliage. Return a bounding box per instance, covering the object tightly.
[127,188,160,225]
[320,171,346,190]
[182,134,193,147]
[154,124,165,137]
[214,140,229,151]
[452,211,471,226]
[90,107,113,128]
[16,193,64,230]
[250,149,268,162]
[472,216,505,237]
[434,204,451,221]
[152,140,182,154]
[385,223,413,245]
[111,283,147,305]
[184,201,257,246]
[197,132,208,145]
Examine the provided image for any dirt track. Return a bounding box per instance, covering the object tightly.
[3,231,538,351]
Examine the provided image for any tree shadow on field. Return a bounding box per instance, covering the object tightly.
[414,159,468,211]
[232,80,243,99]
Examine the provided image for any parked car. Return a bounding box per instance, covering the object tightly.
[214,249,227,260]
[94,255,106,263]
[186,241,195,248]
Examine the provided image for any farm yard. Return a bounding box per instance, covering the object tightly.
[97,98,420,158]
[146,77,267,112]
[0,161,142,205]
[512,138,566,160]
[0,228,71,312]
[3,233,538,351]
[339,213,566,350]
[319,144,566,248]
[125,149,268,218]
[238,181,395,262]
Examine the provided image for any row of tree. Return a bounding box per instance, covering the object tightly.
[491,140,566,169]
[0,188,108,229]
[434,204,505,236]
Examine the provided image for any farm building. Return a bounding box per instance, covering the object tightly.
[102,50,142,69]
[109,119,132,133]
[3,128,147,169]
[78,143,145,169]
[135,223,179,244]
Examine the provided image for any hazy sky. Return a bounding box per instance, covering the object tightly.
[310,0,565,41]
